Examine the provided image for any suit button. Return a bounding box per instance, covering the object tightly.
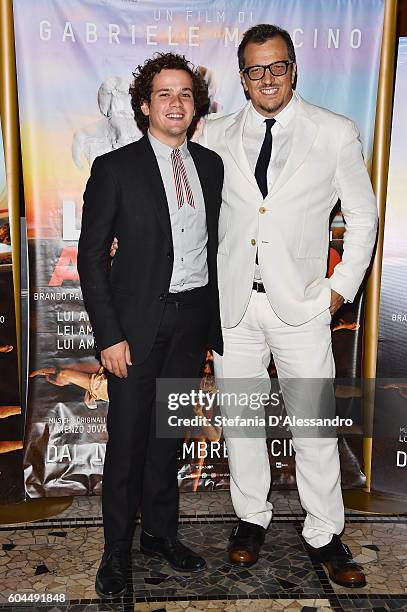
[259,207,266,214]
[167,253,171,260]
[251,239,256,246]
[159,293,165,301]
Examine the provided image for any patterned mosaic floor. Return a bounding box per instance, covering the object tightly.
[1,491,407,611]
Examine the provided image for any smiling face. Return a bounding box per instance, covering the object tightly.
[141,68,195,147]
[241,36,296,118]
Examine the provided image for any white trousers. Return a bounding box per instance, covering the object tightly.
[214,290,344,548]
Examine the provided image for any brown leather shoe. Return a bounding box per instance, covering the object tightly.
[228,520,266,567]
[307,534,366,588]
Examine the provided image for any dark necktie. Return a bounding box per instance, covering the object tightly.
[255,118,276,199]
[254,118,275,266]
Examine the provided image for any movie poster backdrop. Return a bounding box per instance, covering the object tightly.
[371,38,407,498]
[0,119,24,503]
[12,0,384,496]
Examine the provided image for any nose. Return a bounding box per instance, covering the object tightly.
[170,94,184,106]
[263,67,277,82]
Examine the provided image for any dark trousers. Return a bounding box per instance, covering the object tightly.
[102,286,210,551]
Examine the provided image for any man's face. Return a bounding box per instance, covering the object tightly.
[241,36,296,117]
[141,69,195,145]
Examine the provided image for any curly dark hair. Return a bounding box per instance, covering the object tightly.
[129,52,210,134]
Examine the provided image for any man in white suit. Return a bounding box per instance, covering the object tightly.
[199,24,377,588]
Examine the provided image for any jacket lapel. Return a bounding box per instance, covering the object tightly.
[225,102,259,190]
[188,142,214,232]
[268,95,318,198]
[137,134,172,243]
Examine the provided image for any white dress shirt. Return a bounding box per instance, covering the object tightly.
[242,95,297,282]
[148,131,208,293]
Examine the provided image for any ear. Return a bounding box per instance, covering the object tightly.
[291,64,297,85]
[240,71,248,92]
[140,100,150,117]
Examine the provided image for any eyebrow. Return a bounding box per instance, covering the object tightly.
[155,87,193,93]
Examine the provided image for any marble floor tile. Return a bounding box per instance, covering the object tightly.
[50,490,306,523]
[1,495,407,611]
[128,523,322,601]
[133,600,333,611]
[0,522,321,603]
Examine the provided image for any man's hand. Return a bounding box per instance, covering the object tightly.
[329,289,345,316]
[110,237,118,259]
[101,340,132,378]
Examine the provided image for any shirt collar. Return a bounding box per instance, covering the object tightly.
[148,130,189,161]
[248,92,297,130]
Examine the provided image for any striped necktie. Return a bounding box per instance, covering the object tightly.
[171,148,195,209]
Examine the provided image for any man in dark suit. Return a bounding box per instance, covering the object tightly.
[77,52,223,599]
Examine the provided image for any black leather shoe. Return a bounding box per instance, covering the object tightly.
[95,548,129,599]
[228,520,266,567]
[306,534,366,588]
[140,531,206,573]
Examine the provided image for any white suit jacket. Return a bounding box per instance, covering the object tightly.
[200,92,378,328]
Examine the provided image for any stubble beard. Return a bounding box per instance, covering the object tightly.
[257,98,285,116]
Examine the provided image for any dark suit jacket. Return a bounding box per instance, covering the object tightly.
[77,134,224,365]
